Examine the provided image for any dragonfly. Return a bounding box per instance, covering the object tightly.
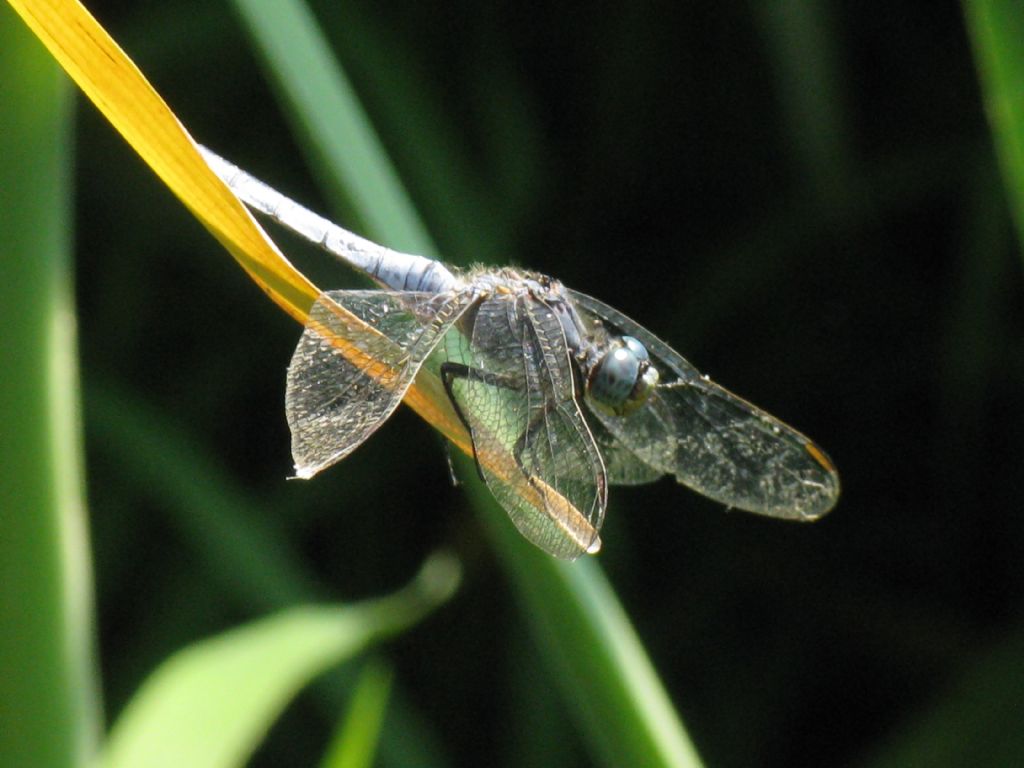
[201,146,840,559]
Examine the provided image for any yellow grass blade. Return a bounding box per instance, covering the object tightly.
[6,0,471,451]
[7,0,315,323]
[8,0,590,554]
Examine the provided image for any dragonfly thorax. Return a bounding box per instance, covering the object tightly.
[585,335,660,416]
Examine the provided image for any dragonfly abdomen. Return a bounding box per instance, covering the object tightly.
[364,249,459,294]
[199,145,459,294]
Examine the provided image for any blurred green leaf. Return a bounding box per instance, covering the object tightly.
[964,0,1024,255]
[100,554,460,768]
[319,660,394,768]
[0,6,100,767]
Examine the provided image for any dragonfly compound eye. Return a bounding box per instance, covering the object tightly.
[587,336,660,416]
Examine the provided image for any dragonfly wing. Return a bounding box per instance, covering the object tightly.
[448,293,607,558]
[569,290,839,519]
[583,413,665,485]
[646,378,839,519]
[287,289,474,477]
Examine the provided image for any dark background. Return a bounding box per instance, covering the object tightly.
[74,1,1023,766]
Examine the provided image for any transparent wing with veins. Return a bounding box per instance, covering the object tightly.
[446,293,607,558]
[585,416,665,485]
[570,291,840,520]
[286,289,473,477]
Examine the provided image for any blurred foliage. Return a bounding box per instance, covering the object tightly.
[320,660,393,768]
[8,0,1023,766]
[101,558,458,768]
[965,0,1024,248]
[0,8,99,768]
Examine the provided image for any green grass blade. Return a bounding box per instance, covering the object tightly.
[100,555,459,768]
[223,3,704,764]
[319,660,394,768]
[0,7,101,768]
[964,0,1024,255]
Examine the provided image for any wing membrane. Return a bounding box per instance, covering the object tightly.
[570,290,839,519]
[449,293,607,558]
[584,414,665,485]
[287,289,472,477]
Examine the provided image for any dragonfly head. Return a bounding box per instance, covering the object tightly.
[586,336,660,416]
